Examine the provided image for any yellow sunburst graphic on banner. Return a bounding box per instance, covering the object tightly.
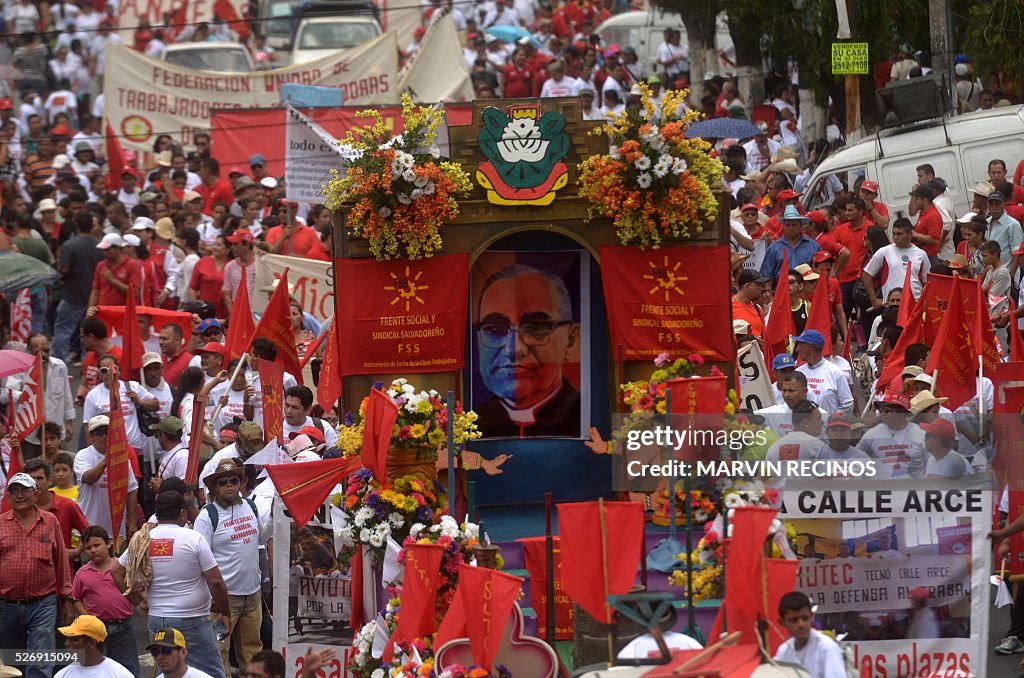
[642,255,687,302]
[385,266,429,312]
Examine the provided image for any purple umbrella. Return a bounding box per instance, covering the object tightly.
[0,349,33,379]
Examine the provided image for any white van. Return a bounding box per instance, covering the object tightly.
[595,10,734,81]
[803,106,1024,217]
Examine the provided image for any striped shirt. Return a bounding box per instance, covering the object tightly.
[0,508,73,599]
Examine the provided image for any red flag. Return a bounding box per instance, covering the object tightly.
[763,251,794,366]
[361,388,398,484]
[183,393,207,486]
[252,268,302,382]
[875,291,927,394]
[12,352,43,441]
[258,360,285,443]
[924,285,975,409]
[557,500,643,623]
[1,388,24,512]
[968,277,1001,373]
[665,376,726,465]
[265,455,363,527]
[707,506,778,646]
[804,272,833,356]
[224,265,255,361]
[10,289,30,344]
[765,558,800,654]
[459,565,523,669]
[896,262,916,328]
[120,284,143,381]
[165,0,189,41]
[96,305,193,343]
[316,317,342,412]
[105,122,127,192]
[349,544,364,631]
[106,377,132,540]
[1011,298,1024,362]
[382,542,445,661]
[213,0,250,40]
[518,536,573,640]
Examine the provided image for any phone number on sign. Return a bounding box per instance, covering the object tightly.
[2,651,79,665]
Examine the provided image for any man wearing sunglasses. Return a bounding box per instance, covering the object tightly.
[148,627,214,678]
[474,265,581,438]
[195,461,270,676]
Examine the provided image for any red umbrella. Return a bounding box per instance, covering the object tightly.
[0,349,33,379]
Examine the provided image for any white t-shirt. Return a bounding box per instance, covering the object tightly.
[863,244,930,299]
[119,522,217,617]
[539,76,579,98]
[859,422,927,478]
[214,387,248,432]
[75,445,140,538]
[157,669,216,678]
[193,498,271,595]
[924,452,973,479]
[655,42,688,76]
[156,444,189,480]
[817,444,890,478]
[55,658,134,678]
[145,379,174,419]
[796,359,853,414]
[83,380,154,450]
[773,629,847,678]
[283,416,338,448]
[764,430,822,490]
[754,403,827,438]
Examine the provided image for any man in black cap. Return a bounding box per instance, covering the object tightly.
[150,416,187,495]
[987,189,1024,276]
[147,627,206,678]
[732,269,769,340]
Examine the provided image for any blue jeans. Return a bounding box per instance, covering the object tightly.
[148,614,224,678]
[103,618,139,676]
[30,289,48,334]
[0,595,57,678]
[52,299,86,361]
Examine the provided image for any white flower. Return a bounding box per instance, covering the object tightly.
[401,169,416,183]
[402,383,415,394]
[636,173,653,189]
[414,174,429,188]
[388,513,405,529]
[409,522,426,538]
[371,670,385,678]
[429,146,441,159]
[397,194,412,205]
[422,181,435,195]
[369,523,390,547]
[359,528,372,542]
[354,506,373,527]
[439,515,460,538]
[609,145,620,160]
[378,206,392,218]
[410,188,424,200]
[462,521,480,542]
[672,157,688,175]
[634,155,651,171]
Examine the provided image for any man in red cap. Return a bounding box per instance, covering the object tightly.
[196,342,227,386]
[921,418,970,479]
[222,229,256,310]
[858,179,890,229]
[859,389,926,478]
[802,210,849,270]
[763,187,803,236]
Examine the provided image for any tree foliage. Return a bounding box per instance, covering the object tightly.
[962,0,1024,85]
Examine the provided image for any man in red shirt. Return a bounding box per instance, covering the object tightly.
[159,323,193,389]
[763,188,803,235]
[267,214,329,260]
[196,157,235,216]
[88,233,142,308]
[858,180,890,230]
[803,210,850,274]
[25,459,89,563]
[910,186,942,259]
[832,197,872,319]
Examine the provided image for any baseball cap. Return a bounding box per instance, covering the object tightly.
[805,210,827,226]
[988,190,1006,203]
[827,412,854,429]
[96,233,124,250]
[794,263,819,282]
[122,233,141,248]
[249,153,266,167]
[647,75,662,85]
[782,205,808,222]
[1013,243,1024,256]
[0,98,12,110]
[920,418,956,442]
[58,615,107,643]
[629,84,643,97]
[148,628,186,650]
[913,373,934,387]
[298,425,326,445]
[184,190,203,202]
[792,329,825,348]
[196,342,226,356]
[875,388,911,411]
[37,198,57,212]
[901,365,924,378]
[7,473,35,490]
[226,229,254,244]
[51,154,71,170]
[737,269,770,286]
[740,202,760,212]
[88,415,110,432]
[860,180,880,194]
[772,353,797,370]
[260,177,278,190]
[150,416,184,436]
[237,421,263,442]
[812,250,834,264]
[155,217,174,240]
[955,211,977,224]
[142,351,163,368]
[777,189,802,202]
[197,318,223,334]
[131,216,155,231]
[49,124,72,137]
[954,63,969,77]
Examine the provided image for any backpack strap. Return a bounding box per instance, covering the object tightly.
[204,503,219,532]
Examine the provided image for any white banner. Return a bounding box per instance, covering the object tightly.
[398,13,474,102]
[285,105,359,203]
[254,252,334,323]
[297,573,352,620]
[736,342,775,411]
[104,35,398,152]
[781,478,991,678]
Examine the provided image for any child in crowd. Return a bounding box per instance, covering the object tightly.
[51,452,78,501]
[72,525,141,675]
[774,591,847,677]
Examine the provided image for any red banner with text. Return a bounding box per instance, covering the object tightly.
[600,245,733,362]
[518,536,574,640]
[336,255,469,376]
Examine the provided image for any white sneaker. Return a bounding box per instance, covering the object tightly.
[996,635,1024,654]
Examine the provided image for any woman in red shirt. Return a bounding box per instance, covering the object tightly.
[502,48,538,98]
[188,235,231,317]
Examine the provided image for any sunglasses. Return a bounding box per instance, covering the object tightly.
[149,647,179,656]
[217,477,241,487]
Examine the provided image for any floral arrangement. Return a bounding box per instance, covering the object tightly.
[321,93,473,260]
[337,379,483,458]
[335,469,448,566]
[399,517,483,610]
[577,85,724,248]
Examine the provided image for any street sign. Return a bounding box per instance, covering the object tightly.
[831,42,869,75]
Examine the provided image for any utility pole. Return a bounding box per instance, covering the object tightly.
[843,0,859,139]
[928,0,955,101]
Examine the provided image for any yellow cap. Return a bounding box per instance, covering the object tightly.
[148,628,186,650]
[58,615,107,642]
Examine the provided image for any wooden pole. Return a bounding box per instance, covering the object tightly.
[598,497,614,667]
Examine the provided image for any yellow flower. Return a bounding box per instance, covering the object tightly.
[416,399,434,415]
[408,423,427,439]
[428,429,445,446]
